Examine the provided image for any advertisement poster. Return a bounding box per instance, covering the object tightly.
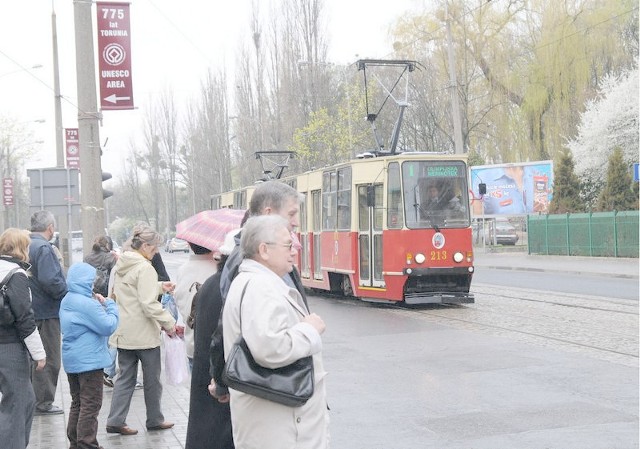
[469,161,553,216]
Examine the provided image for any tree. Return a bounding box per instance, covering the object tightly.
[568,66,639,188]
[549,151,584,213]
[597,147,637,211]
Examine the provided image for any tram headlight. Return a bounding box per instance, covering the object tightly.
[414,253,426,264]
[453,252,464,263]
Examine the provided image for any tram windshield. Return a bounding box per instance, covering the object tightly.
[402,161,470,229]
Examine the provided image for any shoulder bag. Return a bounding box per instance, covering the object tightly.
[222,281,315,407]
[0,267,22,326]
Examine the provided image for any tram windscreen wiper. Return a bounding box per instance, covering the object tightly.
[413,185,440,232]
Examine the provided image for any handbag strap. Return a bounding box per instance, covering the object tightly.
[0,267,22,291]
[237,277,305,333]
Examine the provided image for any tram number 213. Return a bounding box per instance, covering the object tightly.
[431,250,448,261]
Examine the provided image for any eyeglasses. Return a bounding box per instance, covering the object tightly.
[266,242,294,250]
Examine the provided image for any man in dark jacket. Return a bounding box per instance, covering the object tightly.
[210,181,307,401]
[28,210,68,415]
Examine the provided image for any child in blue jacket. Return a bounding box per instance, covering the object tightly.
[60,262,119,449]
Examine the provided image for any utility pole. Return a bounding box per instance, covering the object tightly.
[52,7,64,168]
[74,0,104,253]
[445,1,464,154]
[51,5,73,267]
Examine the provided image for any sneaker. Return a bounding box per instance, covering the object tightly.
[35,405,64,415]
[103,374,114,388]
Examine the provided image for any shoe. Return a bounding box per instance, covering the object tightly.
[147,422,174,431]
[35,405,64,415]
[103,373,114,388]
[106,425,138,435]
[134,380,143,389]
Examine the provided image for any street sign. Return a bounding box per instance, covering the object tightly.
[65,128,80,169]
[27,168,81,216]
[96,2,134,110]
[3,178,13,206]
[634,163,639,182]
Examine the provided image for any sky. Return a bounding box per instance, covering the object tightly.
[0,0,420,178]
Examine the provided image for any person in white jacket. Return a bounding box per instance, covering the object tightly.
[174,242,218,369]
[223,215,329,449]
[0,228,46,449]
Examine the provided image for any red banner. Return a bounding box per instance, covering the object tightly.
[3,178,13,206]
[65,128,80,169]
[97,2,134,110]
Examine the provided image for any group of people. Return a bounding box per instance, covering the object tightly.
[0,180,331,449]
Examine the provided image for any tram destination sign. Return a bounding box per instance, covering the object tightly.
[97,2,134,110]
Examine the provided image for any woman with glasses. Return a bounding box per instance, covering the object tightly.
[223,215,329,449]
[105,224,181,436]
[0,228,46,449]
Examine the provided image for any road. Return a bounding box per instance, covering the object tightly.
[473,268,639,300]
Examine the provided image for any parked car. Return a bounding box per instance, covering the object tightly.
[165,237,190,253]
[493,220,519,245]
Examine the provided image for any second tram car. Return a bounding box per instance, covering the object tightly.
[212,152,474,305]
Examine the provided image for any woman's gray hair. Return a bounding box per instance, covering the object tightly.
[241,215,289,259]
[126,223,163,250]
[249,181,303,216]
[30,210,56,232]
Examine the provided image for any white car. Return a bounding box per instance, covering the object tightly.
[165,238,190,253]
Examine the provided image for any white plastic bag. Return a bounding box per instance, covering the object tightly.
[162,332,189,386]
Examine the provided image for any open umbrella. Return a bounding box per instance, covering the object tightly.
[176,209,246,252]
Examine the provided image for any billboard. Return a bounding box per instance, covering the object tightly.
[469,161,553,216]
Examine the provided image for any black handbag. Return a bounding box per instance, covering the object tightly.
[0,267,21,326]
[222,281,315,407]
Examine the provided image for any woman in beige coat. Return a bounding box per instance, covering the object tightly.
[223,215,329,449]
[105,224,181,436]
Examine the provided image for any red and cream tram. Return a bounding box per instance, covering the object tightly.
[212,152,474,305]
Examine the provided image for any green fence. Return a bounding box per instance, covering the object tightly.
[528,211,639,258]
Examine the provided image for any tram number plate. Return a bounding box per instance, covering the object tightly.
[430,250,447,261]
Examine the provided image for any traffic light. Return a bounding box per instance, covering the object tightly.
[102,171,113,199]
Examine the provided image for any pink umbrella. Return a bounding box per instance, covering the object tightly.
[176,209,246,252]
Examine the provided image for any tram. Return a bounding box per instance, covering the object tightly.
[211,60,474,304]
[211,152,474,305]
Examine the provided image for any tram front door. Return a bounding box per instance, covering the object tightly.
[357,183,384,288]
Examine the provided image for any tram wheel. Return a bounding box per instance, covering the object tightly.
[342,275,353,297]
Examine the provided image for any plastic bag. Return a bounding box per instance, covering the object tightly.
[161,293,179,321]
[162,332,189,386]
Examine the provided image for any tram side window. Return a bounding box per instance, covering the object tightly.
[322,171,337,230]
[387,162,403,229]
[299,193,307,233]
[312,190,321,232]
[211,195,221,210]
[233,190,246,209]
[337,168,352,230]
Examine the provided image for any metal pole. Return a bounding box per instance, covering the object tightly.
[52,6,64,168]
[74,0,104,253]
[445,1,464,154]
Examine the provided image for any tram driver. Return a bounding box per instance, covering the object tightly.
[419,180,465,223]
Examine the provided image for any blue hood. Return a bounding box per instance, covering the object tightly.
[67,262,96,297]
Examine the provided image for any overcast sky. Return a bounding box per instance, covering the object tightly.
[0,0,419,176]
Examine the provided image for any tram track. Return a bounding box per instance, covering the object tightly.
[311,283,639,366]
[390,283,639,365]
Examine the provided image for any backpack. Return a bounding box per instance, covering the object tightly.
[186,281,202,330]
[93,264,110,297]
[0,267,22,326]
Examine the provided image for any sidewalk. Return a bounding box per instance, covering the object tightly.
[473,249,639,279]
[29,376,191,448]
